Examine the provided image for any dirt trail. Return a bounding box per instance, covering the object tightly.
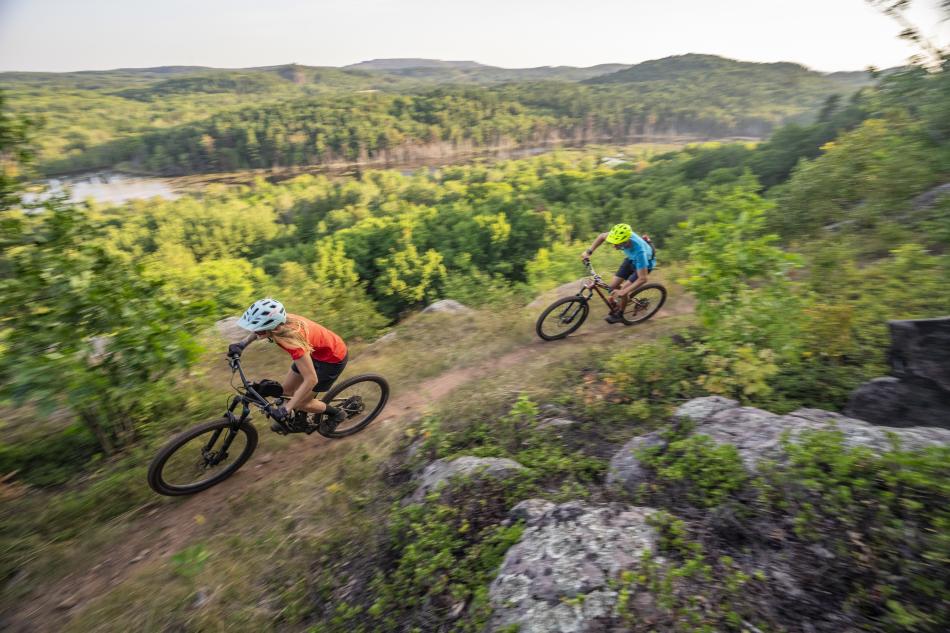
[8,302,692,632]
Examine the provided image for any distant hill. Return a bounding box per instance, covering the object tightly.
[345,59,489,71]
[3,54,880,174]
[343,59,631,83]
[586,53,870,90]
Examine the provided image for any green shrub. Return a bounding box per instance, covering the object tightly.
[590,338,704,423]
[629,424,950,632]
[0,423,99,486]
[638,431,748,508]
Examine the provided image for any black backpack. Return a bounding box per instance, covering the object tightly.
[642,234,657,269]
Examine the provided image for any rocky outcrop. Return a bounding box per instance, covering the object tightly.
[488,501,656,633]
[421,299,473,314]
[608,396,950,493]
[535,417,579,431]
[846,317,950,428]
[409,456,525,502]
[911,182,950,211]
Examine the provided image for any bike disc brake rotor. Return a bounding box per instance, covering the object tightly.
[201,448,228,467]
[341,395,364,417]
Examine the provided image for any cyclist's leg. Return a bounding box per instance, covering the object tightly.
[610,259,638,313]
[617,269,642,313]
[281,365,303,397]
[297,355,348,415]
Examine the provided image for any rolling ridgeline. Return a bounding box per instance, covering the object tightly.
[1,57,950,632]
[4,54,875,176]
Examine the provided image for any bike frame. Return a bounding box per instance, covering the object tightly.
[221,357,281,426]
[578,261,616,308]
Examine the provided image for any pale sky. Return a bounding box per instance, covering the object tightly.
[0,0,947,73]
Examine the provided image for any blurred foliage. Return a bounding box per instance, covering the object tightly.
[0,203,212,454]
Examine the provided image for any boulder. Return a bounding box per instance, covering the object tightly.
[607,397,950,492]
[887,317,950,391]
[674,396,739,423]
[488,501,656,633]
[506,498,556,526]
[526,278,585,309]
[409,456,525,502]
[845,317,950,428]
[846,377,950,429]
[421,299,473,314]
[606,432,665,494]
[372,331,398,346]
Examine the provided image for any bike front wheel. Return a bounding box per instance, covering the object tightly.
[147,417,258,496]
[536,296,590,341]
[320,374,390,438]
[620,283,667,325]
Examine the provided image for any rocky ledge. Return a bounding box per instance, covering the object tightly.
[608,396,950,493]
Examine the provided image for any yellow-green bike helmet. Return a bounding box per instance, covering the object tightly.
[605,223,633,244]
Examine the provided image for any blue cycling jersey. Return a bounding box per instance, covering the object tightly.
[620,232,655,270]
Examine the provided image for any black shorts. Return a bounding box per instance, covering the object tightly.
[291,353,348,393]
[616,258,655,282]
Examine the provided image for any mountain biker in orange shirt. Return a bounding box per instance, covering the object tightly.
[227,298,348,432]
[581,223,656,324]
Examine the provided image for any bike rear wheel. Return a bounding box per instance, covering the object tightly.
[320,374,389,438]
[147,418,258,496]
[620,283,667,325]
[536,296,590,341]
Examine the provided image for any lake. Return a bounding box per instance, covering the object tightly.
[25,172,180,205]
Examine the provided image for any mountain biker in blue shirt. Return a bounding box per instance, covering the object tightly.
[581,223,656,324]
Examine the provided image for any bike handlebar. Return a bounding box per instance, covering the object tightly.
[227,355,279,414]
[583,259,605,284]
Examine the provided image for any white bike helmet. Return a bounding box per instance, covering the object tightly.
[237,298,287,332]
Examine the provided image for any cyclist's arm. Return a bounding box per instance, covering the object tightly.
[228,332,258,357]
[582,233,608,259]
[286,357,318,411]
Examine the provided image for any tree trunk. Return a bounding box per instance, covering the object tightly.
[79,408,115,456]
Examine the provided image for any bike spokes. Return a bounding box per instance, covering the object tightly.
[327,381,384,434]
[536,297,590,340]
[160,426,250,488]
[621,285,667,324]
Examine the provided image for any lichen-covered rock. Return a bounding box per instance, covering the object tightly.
[488,501,656,633]
[506,498,556,526]
[605,432,664,494]
[607,398,950,491]
[421,299,473,314]
[536,417,578,431]
[674,396,739,423]
[409,456,525,502]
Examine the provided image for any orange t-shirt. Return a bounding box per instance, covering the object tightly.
[277,314,347,363]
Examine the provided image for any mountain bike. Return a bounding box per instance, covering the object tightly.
[147,356,389,496]
[535,260,667,341]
